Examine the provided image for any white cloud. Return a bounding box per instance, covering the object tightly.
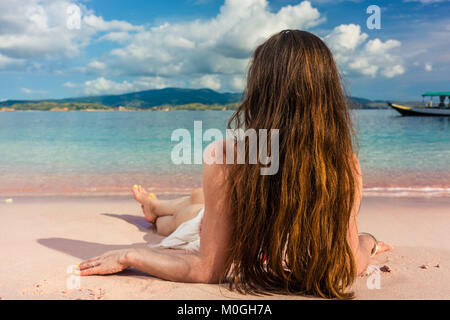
[132,76,171,90]
[83,77,134,95]
[230,75,247,91]
[425,63,433,71]
[87,60,107,71]
[97,32,133,43]
[309,0,363,3]
[86,1,404,92]
[100,0,323,80]
[82,14,141,32]
[365,39,401,54]
[0,53,25,69]
[404,0,450,4]
[21,87,46,95]
[190,75,221,91]
[21,88,33,94]
[81,76,184,95]
[382,64,405,78]
[73,74,246,95]
[63,81,79,88]
[0,0,141,66]
[325,24,405,78]
[325,24,368,51]
[1,0,408,95]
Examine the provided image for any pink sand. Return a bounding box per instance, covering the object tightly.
[0,196,449,300]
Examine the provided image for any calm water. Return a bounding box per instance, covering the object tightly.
[0,110,449,197]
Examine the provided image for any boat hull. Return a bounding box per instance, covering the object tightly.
[389,103,450,117]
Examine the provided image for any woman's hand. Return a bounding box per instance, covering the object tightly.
[79,249,131,276]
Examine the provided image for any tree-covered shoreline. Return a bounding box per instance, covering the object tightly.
[0,88,391,112]
[1,102,240,112]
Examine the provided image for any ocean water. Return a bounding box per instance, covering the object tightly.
[0,110,449,197]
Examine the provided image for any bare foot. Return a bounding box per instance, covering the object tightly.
[132,185,158,223]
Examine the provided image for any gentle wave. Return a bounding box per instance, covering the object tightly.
[363,186,450,197]
[2,185,450,198]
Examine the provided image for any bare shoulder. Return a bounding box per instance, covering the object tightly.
[204,138,234,166]
[203,139,231,184]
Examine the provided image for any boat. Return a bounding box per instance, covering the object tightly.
[389,92,450,116]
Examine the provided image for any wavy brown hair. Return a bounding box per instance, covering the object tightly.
[223,30,358,299]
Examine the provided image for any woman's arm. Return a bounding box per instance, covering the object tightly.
[347,155,393,275]
[79,247,207,282]
[79,142,232,283]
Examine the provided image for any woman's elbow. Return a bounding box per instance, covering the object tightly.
[192,268,221,284]
[191,260,223,284]
[354,251,370,276]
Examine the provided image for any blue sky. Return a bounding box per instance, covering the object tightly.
[0,0,449,101]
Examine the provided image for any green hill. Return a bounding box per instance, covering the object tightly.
[0,87,389,111]
[0,88,242,109]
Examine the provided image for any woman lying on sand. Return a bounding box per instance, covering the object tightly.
[79,30,392,299]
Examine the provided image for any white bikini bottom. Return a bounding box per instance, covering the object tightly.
[150,207,204,252]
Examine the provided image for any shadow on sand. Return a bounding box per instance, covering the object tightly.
[37,237,152,260]
[37,213,163,263]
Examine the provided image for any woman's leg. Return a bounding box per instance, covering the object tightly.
[155,203,204,236]
[132,186,204,223]
[154,188,204,215]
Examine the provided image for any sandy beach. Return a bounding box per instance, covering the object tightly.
[0,195,449,300]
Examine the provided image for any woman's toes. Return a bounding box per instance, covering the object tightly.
[132,185,148,204]
[132,186,138,200]
[131,185,158,223]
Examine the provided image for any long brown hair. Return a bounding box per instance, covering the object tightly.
[223,30,357,299]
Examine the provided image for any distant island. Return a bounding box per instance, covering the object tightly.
[0,87,391,111]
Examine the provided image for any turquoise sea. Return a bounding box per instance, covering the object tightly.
[0,110,449,197]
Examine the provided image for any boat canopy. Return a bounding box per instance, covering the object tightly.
[422,92,450,97]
